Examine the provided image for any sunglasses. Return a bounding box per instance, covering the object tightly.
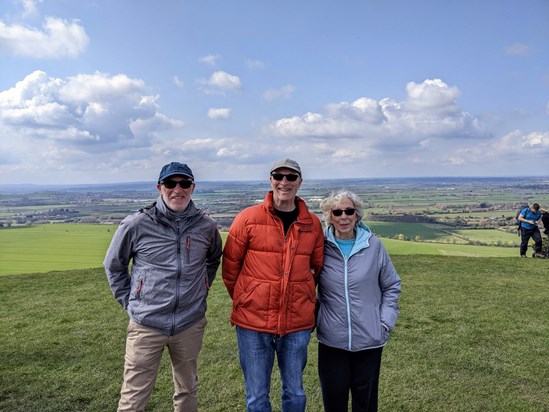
[332,208,356,216]
[271,173,300,182]
[162,179,194,189]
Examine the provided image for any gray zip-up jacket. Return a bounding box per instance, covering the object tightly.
[316,222,401,351]
[104,196,222,336]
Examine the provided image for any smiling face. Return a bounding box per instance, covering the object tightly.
[157,176,195,212]
[269,167,302,211]
[331,196,358,240]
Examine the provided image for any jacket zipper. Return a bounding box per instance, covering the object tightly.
[276,215,297,336]
[171,226,183,336]
[332,238,353,350]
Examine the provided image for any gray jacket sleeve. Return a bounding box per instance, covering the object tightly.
[103,218,135,310]
[206,225,223,287]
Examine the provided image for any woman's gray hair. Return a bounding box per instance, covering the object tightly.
[319,190,364,227]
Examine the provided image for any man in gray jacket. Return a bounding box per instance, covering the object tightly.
[104,162,222,412]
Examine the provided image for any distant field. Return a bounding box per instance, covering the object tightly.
[368,222,520,248]
[0,224,116,275]
[0,223,524,276]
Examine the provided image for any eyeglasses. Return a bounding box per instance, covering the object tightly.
[332,208,356,216]
[162,179,194,189]
[271,173,300,182]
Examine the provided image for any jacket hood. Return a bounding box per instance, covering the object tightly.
[142,195,201,225]
[325,221,372,254]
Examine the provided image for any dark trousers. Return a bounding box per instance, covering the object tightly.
[520,227,542,255]
[318,342,383,412]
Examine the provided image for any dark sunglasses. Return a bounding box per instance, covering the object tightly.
[271,173,300,182]
[162,179,193,189]
[332,208,356,216]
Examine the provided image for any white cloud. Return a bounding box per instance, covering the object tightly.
[198,53,222,66]
[246,59,266,69]
[173,76,184,88]
[263,84,295,101]
[504,42,532,56]
[20,0,42,17]
[199,70,242,95]
[0,70,185,178]
[443,130,549,165]
[0,17,89,58]
[208,108,232,119]
[268,78,484,145]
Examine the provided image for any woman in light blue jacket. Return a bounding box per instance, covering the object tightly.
[316,190,401,412]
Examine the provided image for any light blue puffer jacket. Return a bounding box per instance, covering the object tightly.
[316,222,401,351]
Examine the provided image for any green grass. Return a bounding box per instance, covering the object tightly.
[0,224,525,275]
[1,256,548,411]
[368,222,521,249]
[0,224,116,274]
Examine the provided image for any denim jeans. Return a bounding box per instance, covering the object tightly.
[236,327,311,412]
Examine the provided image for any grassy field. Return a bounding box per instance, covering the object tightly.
[368,222,520,247]
[1,256,548,411]
[0,224,116,274]
[0,224,524,276]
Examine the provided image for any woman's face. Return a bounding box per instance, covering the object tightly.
[331,197,358,240]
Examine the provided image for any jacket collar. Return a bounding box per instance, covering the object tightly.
[263,191,312,224]
[325,221,372,252]
[143,195,200,225]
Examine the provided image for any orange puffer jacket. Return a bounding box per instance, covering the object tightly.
[222,192,324,336]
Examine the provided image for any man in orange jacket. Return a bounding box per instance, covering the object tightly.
[222,159,324,412]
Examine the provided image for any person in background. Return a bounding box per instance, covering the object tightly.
[518,203,544,258]
[316,190,401,412]
[104,162,222,412]
[222,158,324,412]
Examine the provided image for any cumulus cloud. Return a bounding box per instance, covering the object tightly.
[0,17,89,58]
[0,70,185,177]
[199,70,242,95]
[446,130,549,164]
[208,108,232,119]
[268,78,485,145]
[263,84,295,101]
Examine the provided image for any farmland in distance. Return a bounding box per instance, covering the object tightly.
[1,176,548,275]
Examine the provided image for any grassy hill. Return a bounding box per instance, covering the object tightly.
[1,256,548,411]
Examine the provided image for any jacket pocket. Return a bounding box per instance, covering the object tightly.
[353,303,387,347]
[233,282,261,309]
[287,282,316,329]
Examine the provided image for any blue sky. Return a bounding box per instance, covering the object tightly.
[1,0,548,184]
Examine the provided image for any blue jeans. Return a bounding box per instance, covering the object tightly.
[236,327,311,412]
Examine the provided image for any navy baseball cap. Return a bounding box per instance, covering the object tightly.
[158,162,194,183]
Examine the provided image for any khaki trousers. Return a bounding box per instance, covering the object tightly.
[117,317,207,412]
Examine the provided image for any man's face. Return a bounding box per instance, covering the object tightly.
[157,176,195,212]
[269,167,302,204]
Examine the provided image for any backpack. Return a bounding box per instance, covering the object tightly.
[515,205,529,230]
